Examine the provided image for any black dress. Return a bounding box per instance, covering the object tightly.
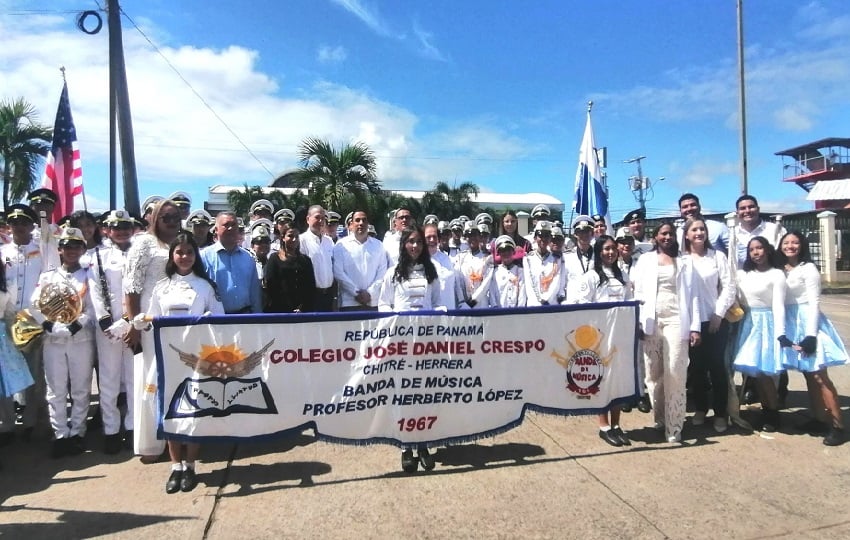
[263,252,316,313]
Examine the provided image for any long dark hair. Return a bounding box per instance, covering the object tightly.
[742,236,779,272]
[165,232,218,291]
[69,210,103,247]
[393,226,438,283]
[0,256,6,293]
[592,235,625,286]
[652,220,679,256]
[775,230,815,267]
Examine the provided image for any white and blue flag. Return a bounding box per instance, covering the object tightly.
[573,107,610,234]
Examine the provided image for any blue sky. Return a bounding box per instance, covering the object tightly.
[2,0,849,219]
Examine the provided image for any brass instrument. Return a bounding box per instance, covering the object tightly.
[35,277,84,325]
[12,309,43,351]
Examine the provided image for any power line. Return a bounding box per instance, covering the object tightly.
[117,6,276,179]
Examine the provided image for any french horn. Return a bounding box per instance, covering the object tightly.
[35,277,84,325]
[12,309,43,351]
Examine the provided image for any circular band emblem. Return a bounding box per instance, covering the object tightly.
[566,348,604,395]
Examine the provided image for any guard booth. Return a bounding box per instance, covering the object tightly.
[776,137,850,209]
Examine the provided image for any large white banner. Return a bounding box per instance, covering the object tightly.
[153,302,640,446]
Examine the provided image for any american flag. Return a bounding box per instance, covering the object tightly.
[42,81,83,222]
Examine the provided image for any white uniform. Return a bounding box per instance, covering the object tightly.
[454,250,493,308]
[31,267,96,440]
[431,250,463,310]
[571,268,632,304]
[563,248,592,303]
[489,263,526,308]
[332,235,388,309]
[89,243,134,436]
[524,250,566,306]
[378,265,444,312]
[382,230,401,266]
[148,273,224,318]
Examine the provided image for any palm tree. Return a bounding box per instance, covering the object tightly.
[421,180,480,219]
[0,98,52,209]
[293,137,382,211]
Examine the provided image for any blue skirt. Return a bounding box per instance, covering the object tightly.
[733,307,784,376]
[0,321,34,397]
[782,303,849,372]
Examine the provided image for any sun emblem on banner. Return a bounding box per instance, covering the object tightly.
[169,340,275,378]
[551,325,617,397]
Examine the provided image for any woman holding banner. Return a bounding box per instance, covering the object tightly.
[570,234,633,447]
[632,221,701,444]
[379,226,445,472]
[124,199,181,462]
[133,233,224,493]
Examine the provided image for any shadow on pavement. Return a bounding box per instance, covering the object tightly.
[0,507,193,537]
[221,460,333,496]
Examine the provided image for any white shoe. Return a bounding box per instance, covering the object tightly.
[692,411,707,426]
[667,433,682,444]
[713,417,728,433]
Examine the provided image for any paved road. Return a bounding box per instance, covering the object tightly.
[3,297,850,539]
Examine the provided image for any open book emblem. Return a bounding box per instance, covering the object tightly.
[165,340,277,418]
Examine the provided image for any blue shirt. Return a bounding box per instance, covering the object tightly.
[201,242,262,313]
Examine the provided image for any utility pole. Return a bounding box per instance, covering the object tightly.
[107,0,140,215]
[737,0,749,195]
[625,156,647,212]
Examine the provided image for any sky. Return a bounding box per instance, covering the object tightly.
[2,0,850,220]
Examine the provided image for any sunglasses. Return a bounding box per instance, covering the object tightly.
[159,214,181,224]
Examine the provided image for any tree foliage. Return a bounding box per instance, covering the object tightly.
[0,98,52,209]
[292,137,382,212]
[421,180,480,220]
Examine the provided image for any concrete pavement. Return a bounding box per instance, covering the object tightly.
[3,297,850,539]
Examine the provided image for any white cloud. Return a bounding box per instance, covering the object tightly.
[330,0,398,38]
[0,13,520,202]
[317,45,348,64]
[667,159,738,189]
[412,20,447,62]
[773,105,814,132]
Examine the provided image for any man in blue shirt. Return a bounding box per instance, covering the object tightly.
[201,211,262,314]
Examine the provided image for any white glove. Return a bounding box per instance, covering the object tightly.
[106,318,131,340]
[132,313,150,331]
[51,324,72,338]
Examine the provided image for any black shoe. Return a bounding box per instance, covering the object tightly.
[599,429,623,447]
[611,427,631,446]
[166,470,182,494]
[418,447,436,471]
[824,427,846,447]
[637,396,652,413]
[51,438,69,459]
[104,433,122,455]
[401,449,418,473]
[180,467,198,492]
[21,426,34,442]
[123,430,134,451]
[761,410,780,433]
[621,402,633,413]
[67,435,85,455]
[742,389,757,405]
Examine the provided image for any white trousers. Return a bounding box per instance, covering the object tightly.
[643,314,688,440]
[44,338,95,439]
[94,330,134,435]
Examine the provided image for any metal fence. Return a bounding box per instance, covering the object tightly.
[782,210,850,271]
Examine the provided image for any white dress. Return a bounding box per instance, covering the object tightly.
[378,264,444,312]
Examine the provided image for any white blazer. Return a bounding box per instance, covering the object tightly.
[632,251,701,340]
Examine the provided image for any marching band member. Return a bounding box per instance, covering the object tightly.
[523,221,564,306]
[564,215,594,302]
[249,220,273,279]
[425,223,463,310]
[454,221,493,309]
[489,235,526,308]
[379,226,444,473]
[30,227,96,458]
[69,210,104,269]
[570,234,632,446]
[134,232,224,493]
[186,209,214,249]
[89,210,136,453]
